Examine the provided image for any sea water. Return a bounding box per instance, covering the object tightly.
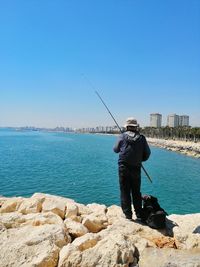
[0,128,199,214]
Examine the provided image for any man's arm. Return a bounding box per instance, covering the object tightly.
[113,135,123,153]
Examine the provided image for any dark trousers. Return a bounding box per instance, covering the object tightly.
[119,164,142,219]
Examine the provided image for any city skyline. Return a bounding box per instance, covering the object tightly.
[0,1,199,128]
[0,112,193,130]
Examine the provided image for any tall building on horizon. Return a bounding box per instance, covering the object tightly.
[167,114,189,127]
[167,114,179,127]
[179,115,189,126]
[150,113,162,127]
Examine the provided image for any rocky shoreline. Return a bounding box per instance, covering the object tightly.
[0,193,200,267]
[147,138,200,158]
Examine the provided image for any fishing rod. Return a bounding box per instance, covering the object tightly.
[95,91,153,184]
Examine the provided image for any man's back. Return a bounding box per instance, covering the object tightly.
[113,131,151,167]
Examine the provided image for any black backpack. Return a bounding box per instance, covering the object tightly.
[142,195,167,229]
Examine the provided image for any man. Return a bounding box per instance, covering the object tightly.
[113,117,151,220]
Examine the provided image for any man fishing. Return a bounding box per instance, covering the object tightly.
[113,117,151,221]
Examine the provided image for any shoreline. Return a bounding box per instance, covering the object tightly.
[147,138,200,159]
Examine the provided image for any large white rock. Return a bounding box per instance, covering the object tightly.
[167,214,200,249]
[64,218,88,237]
[72,232,100,251]
[106,205,124,224]
[0,211,64,228]
[59,232,137,267]
[139,247,200,267]
[22,212,64,226]
[18,197,42,214]
[76,203,91,216]
[0,196,8,207]
[31,193,75,204]
[58,244,81,267]
[65,203,78,219]
[87,203,107,215]
[0,212,25,228]
[32,193,76,219]
[0,224,70,267]
[82,214,106,233]
[0,197,24,213]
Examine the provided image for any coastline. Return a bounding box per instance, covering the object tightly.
[147,138,200,159]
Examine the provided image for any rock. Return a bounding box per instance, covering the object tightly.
[22,212,64,226]
[0,196,8,207]
[0,211,64,228]
[41,196,67,219]
[76,203,91,216]
[65,203,78,219]
[0,239,59,267]
[58,244,81,267]
[106,205,124,224]
[72,233,100,251]
[0,224,70,267]
[0,212,25,228]
[31,193,75,204]
[1,193,200,267]
[87,203,107,215]
[60,232,137,267]
[167,214,200,249]
[82,214,106,233]
[139,247,200,267]
[64,218,88,238]
[168,214,200,236]
[0,197,24,213]
[18,198,42,214]
[32,193,76,219]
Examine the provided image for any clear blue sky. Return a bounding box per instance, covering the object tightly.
[0,0,199,128]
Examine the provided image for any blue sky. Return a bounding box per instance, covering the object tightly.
[0,0,199,128]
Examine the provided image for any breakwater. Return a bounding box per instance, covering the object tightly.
[0,193,200,267]
[147,138,200,158]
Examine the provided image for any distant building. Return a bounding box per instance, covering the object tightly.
[150,113,162,127]
[179,115,189,126]
[167,114,179,127]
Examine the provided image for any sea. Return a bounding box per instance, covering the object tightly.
[0,128,199,215]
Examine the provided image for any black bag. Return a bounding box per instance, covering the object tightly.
[142,195,167,229]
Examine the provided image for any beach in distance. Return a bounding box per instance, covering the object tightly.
[146,137,200,158]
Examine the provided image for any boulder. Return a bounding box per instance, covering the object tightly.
[76,203,91,216]
[59,232,137,267]
[18,198,42,214]
[106,205,124,224]
[167,214,200,249]
[32,193,75,219]
[0,197,24,213]
[0,212,25,228]
[64,218,88,238]
[82,214,106,233]
[0,211,64,228]
[72,233,100,251]
[65,203,78,219]
[22,212,64,226]
[0,224,70,267]
[41,197,66,219]
[139,247,200,267]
